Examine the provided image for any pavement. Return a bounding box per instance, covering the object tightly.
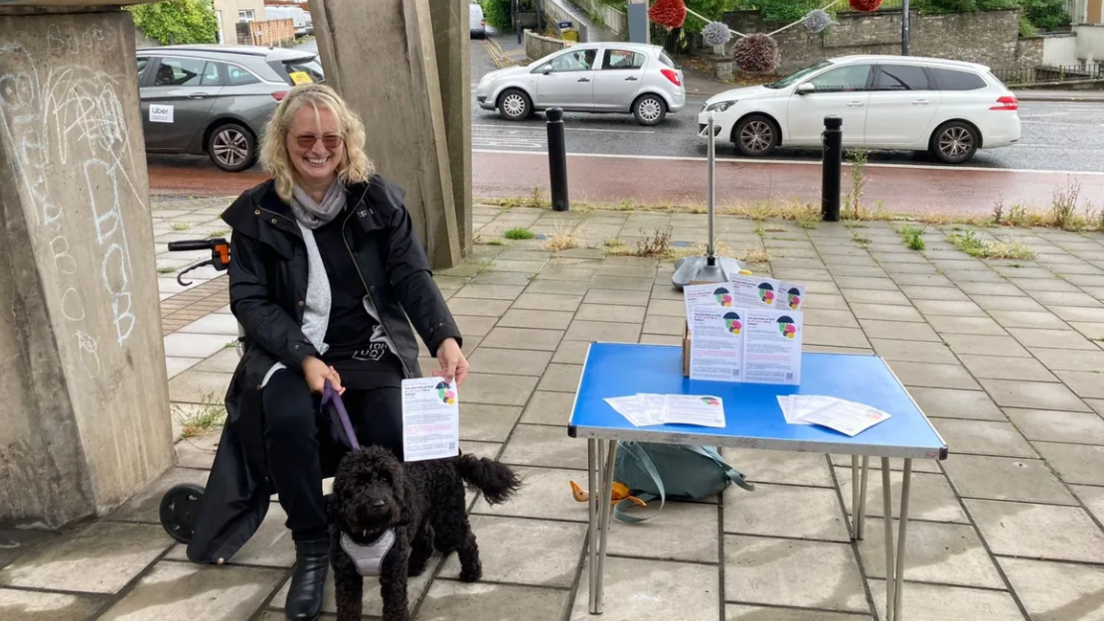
[3,195,1104,620]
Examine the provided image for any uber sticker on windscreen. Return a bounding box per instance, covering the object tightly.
[150,105,174,124]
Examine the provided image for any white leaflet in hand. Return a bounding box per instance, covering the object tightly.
[777,281,807,311]
[689,305,744,382]
[797,399,892,436]
[683,282,738,321]
[728,274,782,308]
[605,395,648,426]
[742,309,803,385]
[661,394,726,428]
[401,377,460,462]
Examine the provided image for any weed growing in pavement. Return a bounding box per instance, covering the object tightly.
[503,227,535,240]
[845,149,868,220]
[175,394,227,439]
[527,187,546,209]
[898,225,927,251]
[635,227,672,257]
[794,203,820,229]
[170,222,191,231]
[545,232,577,252]
[949,229,1036,260]
[992,197,1005,225]
[763,226,785,233]
[1051,179,1082,231]
[157,266,177,274]
[207,229,229,239]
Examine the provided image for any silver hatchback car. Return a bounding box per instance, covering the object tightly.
[136,45,325,172]
[475,42,686,125]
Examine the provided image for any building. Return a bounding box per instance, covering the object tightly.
[212,0,267,45]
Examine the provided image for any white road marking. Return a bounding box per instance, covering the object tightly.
[472,148,1104,176]
[473,123,655,135]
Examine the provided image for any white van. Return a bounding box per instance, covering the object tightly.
[470,1,486,38]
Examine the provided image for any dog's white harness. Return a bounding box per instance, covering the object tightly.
[340,528,396,577]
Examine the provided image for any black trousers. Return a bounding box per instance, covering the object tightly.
[261,369,403,542]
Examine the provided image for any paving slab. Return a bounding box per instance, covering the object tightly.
[471,466,588,523]
[480,327,564,351]
[1029,347,1104,371]
[942,454,1076,504]
[511,292,584,312]
[856,518,1004,588]
[726,606,871,621]
[1033,441,1104,485]
[605,500,721,563]
[910,387,1005,421]
[571,556,719,621]
[417,580,571,621]
[721,448,834,488]
[973,295,1047,312]
[496,308,575,331]
[461,373,539,407]
[163,332,235,360]
[457,404,521,443]
[466,348,552,377]
[958,354,1058,382]
[858,319,942,342]
[537,363,583,392]
[0,522,171,594]
[966,499,1104,563]
[109,467,209,524]
[447,297,513,317]
[499,424,587,470]
[979,379,1090,412]
[521,390,576,426]
[931,419,1037,458]
[923,315,1008,336]
[867,580,1023,621]
[97,560,285,621]
[271,554,439,617]
[565,319,641,343]
[168,370,233,405]
[999,557,1104,621]
[835,467,968,523]
[1005,408,1104,444]
[1014,327,1100,350]
[1055,370,1104,400]
[870,339,958,364]
[439,515,584,588]
[885,361,980,390]
[723,483,849,542]
[724,535,867,613]
[0,588,105,621]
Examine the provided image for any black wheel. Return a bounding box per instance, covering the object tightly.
[930,121,978,164]
[633,94,667,126]
[497,88,532,121]
[207,123,257,172]
[733,114,779,157]
[160,483,205,544]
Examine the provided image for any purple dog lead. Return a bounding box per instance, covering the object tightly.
[322,380,361,452]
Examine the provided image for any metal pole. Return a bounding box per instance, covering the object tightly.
[547,107,569,212]
[536,0,543,32]
[821,115,842,222]
[515,0,522,44]
[707,111,716,262]
[902,0,910,55]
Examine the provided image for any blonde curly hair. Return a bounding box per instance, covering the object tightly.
[259,83,374,203]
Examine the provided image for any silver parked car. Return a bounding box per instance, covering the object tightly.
[474,42,686,125]
[136,45,325,172]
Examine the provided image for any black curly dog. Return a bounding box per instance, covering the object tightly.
[327,446,521,621]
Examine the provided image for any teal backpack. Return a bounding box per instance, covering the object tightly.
[612,441,755,523]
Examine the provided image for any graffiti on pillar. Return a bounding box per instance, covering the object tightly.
[0,25,144,379]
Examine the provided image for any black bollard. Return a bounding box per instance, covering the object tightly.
[547,107,569,212]
[821,115,843,222]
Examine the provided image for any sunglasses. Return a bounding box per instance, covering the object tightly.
[294,134,343,149]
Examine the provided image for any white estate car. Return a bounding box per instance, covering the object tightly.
[475,42,686,125]
[698,55,1021,164]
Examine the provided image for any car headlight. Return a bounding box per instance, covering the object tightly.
[704,101,737,113]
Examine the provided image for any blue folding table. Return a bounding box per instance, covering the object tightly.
[568,343,948,621]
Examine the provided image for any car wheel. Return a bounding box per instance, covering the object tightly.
[208,123,256,172]
[633,94,666,126]
[498,89,532,121]
[733,115,778,157]
[930,121,978,164]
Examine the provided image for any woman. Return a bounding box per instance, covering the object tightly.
[185,84,468,621]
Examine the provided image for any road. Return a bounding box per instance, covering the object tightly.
[469,37,1104,173]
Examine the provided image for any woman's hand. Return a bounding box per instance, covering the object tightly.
[435,338,469,386]
[302,355,345,395]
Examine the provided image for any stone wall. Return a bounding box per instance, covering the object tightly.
[526,28,571,60]
[722,8,1038,74]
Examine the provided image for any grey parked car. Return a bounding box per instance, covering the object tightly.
[474,42,686,125]
[136,45,325,172]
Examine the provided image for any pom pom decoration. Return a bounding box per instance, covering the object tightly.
[802,9,833,34]
[648,0,688,29]
[848,0,883,12]
[702,21,732,47]
[732,33,780,75]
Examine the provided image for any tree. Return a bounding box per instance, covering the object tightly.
[128,0,219,46]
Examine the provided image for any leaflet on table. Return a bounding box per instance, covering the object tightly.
[778,395,892,436]
[725,274,808,311]
[689,305,743,382]
[401,377,460,462]
[741,308,803,385]
[604,393,725,428]
[683,282,740,320]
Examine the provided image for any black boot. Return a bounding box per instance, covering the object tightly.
[286,538,328,621]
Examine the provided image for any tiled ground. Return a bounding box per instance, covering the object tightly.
[3,199,1104,620]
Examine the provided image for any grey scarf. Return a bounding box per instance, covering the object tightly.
[290,180,346,229]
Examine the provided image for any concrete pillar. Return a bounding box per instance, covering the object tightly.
[628,0,649,44]
[0,7,174,529]
[307,0,465,268]
[430,0,472,255]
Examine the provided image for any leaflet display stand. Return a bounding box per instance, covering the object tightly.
[672,111,746,290]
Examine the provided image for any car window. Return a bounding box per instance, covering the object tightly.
[137,57,149,76]
[930,68,986,91]
[602,49,644,70]
[200,62,221,86]
[659,51,679,69]
[808,65,871,92]
[272,56,325,85]
[223,63,260,86]
[550,49,597,72]
[873,64,929,91]
[153,57,209,87]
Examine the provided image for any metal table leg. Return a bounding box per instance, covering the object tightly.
[592,440,618,614]
[894,459,914,621]
[587,439,598,613]
[857,455,870,539]
[881,457,895,621]
[880,457,914,621]
[850,455,871,540]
